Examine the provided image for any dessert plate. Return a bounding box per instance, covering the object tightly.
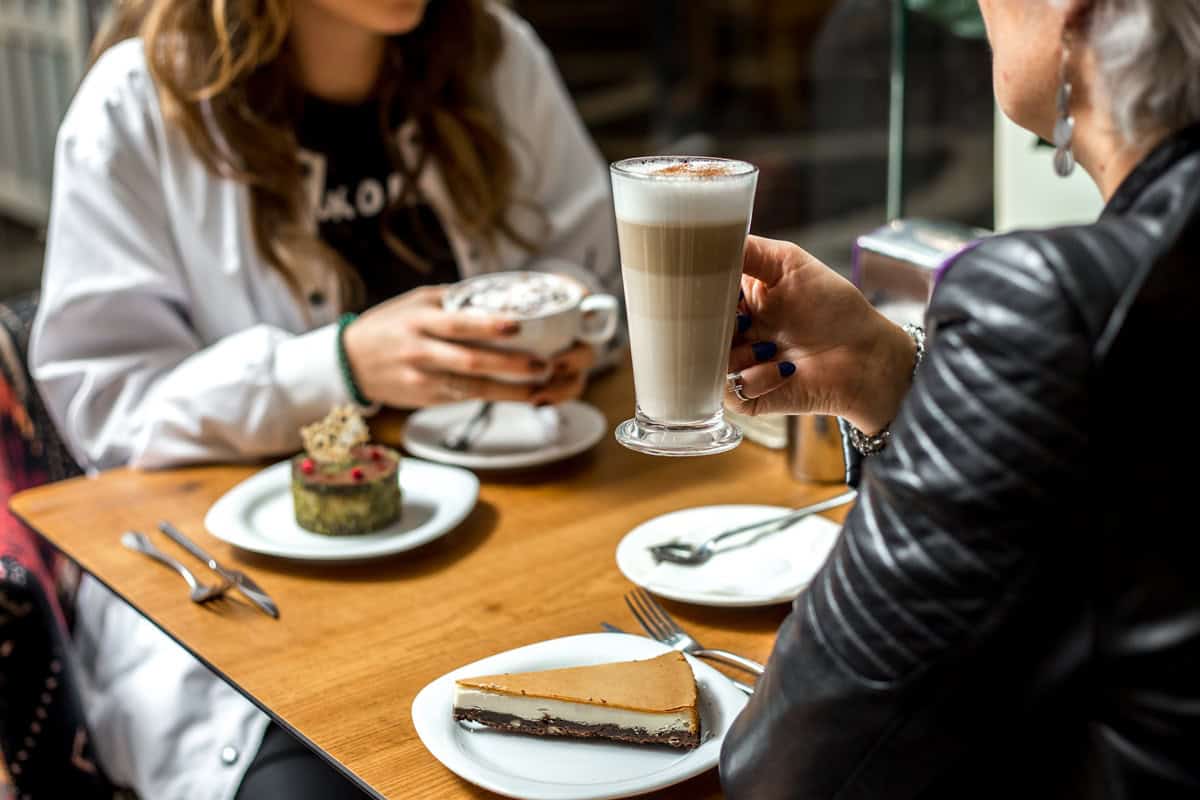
[204,458,479,561]
[411,633,749,800]
[616,504,842,608]
[403,400,607,470]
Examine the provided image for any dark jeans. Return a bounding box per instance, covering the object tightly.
[235,723,370,800]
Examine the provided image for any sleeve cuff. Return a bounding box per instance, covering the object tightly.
[272,324,354,418]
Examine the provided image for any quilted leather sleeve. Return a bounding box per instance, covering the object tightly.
[720,234,1097,799]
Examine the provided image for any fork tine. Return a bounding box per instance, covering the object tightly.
[640,588,685,635]
[626,591,669,641]
[636,588,678,636]
[629,590,665,639]
[624,594,657,639]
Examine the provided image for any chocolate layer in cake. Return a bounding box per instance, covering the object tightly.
[454,708,700,749]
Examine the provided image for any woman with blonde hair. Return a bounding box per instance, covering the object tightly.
[30,1,616,796]
[720,0,1200,797]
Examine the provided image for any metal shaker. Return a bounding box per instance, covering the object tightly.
[786,415,845,483]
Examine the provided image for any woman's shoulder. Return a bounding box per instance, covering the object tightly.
[486,2,556,83]
[488,2,544,50]
[59,39,161,159]
[85,38,151,86]
[932,221,1147,351]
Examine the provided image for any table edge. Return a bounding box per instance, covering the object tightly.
[8,498,388,800]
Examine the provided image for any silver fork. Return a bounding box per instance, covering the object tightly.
[648,490,857,565]
[121,531,232,604]
[625,588,765,677]
[601,622,754,695]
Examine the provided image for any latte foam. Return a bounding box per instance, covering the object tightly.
[611,157,757,226]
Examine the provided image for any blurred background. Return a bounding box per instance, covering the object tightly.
[0,0,1100,298]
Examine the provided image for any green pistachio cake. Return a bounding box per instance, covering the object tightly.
[291,406,402,536]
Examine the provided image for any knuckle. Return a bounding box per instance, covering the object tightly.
[460,351,485,373]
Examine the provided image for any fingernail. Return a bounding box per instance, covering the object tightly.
[736,314,752,334]
[497,321,521,335]
[530,359,548,371]
[778,361,797,378]
[751,341,777,361]
[738,289,745,302]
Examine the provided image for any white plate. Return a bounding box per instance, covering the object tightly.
[411,633,749,800]
[403,401,607,470]
[616,505,842,608]
[203,458,479,561]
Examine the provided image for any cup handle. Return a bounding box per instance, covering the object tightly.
[577,294,619,345]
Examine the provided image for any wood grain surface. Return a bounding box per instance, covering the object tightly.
[11,362,850,799]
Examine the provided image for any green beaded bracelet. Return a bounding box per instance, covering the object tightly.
[336,312,372,407]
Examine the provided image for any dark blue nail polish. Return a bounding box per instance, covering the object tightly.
[738,289,745,302]
[752,341,777,361]
[778,361,797,378]
[736,314,752,334]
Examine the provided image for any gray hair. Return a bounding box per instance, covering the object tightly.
[1083,1,1200,139]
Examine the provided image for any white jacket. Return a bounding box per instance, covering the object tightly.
[32,8,619,473]
[31,8,617,799]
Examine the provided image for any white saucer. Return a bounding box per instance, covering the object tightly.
[411,633,749,800]
[204,457,479,561]
[615,505,842,608]
[403,401,607,469]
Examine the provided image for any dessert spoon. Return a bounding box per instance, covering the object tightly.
[648,490,857,566]
[442,401,494,452]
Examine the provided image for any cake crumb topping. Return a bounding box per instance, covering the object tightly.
[301,405,370,464]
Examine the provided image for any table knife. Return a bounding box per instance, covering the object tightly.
[158,521,279,618]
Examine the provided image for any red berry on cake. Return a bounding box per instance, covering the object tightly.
[300,458,315,475]
[351,467,365,481]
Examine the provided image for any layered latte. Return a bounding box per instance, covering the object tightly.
[612,157,757,452]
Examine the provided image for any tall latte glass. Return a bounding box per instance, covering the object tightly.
[611,157,758,456]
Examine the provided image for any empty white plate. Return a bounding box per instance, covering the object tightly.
[616,505,843,607]
[411,633,749,800]
[403,401,607,469]
[204,457,479,561]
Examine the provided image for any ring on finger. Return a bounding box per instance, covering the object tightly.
[443,376,473,402]
[727,371,750,403]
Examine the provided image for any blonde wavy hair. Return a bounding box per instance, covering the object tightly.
[92,0,535,309]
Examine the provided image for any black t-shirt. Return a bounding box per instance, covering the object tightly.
[295,94,460,310]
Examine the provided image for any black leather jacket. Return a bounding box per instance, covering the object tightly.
[720,125,1200,799]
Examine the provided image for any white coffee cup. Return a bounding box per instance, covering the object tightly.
[443,270,620,364]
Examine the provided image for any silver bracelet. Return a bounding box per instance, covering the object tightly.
[846,323,926,457]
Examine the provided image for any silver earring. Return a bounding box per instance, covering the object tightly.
[1054,34,1076,177]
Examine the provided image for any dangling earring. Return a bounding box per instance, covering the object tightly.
[1054,32,1076,177]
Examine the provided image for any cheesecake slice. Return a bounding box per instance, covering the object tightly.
[452,652,700,749]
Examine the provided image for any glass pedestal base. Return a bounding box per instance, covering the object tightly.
[614,411,742,457]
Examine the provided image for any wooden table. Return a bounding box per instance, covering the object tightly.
[10,363,849,799]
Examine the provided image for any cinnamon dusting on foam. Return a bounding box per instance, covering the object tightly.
[651,162,733,178]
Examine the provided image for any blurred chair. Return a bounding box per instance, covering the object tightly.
[0,0,108,228]
[0,291,121,798]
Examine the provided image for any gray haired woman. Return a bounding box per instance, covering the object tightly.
[720,1,1199,798]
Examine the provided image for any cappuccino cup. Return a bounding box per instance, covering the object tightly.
[443,269,619,367]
